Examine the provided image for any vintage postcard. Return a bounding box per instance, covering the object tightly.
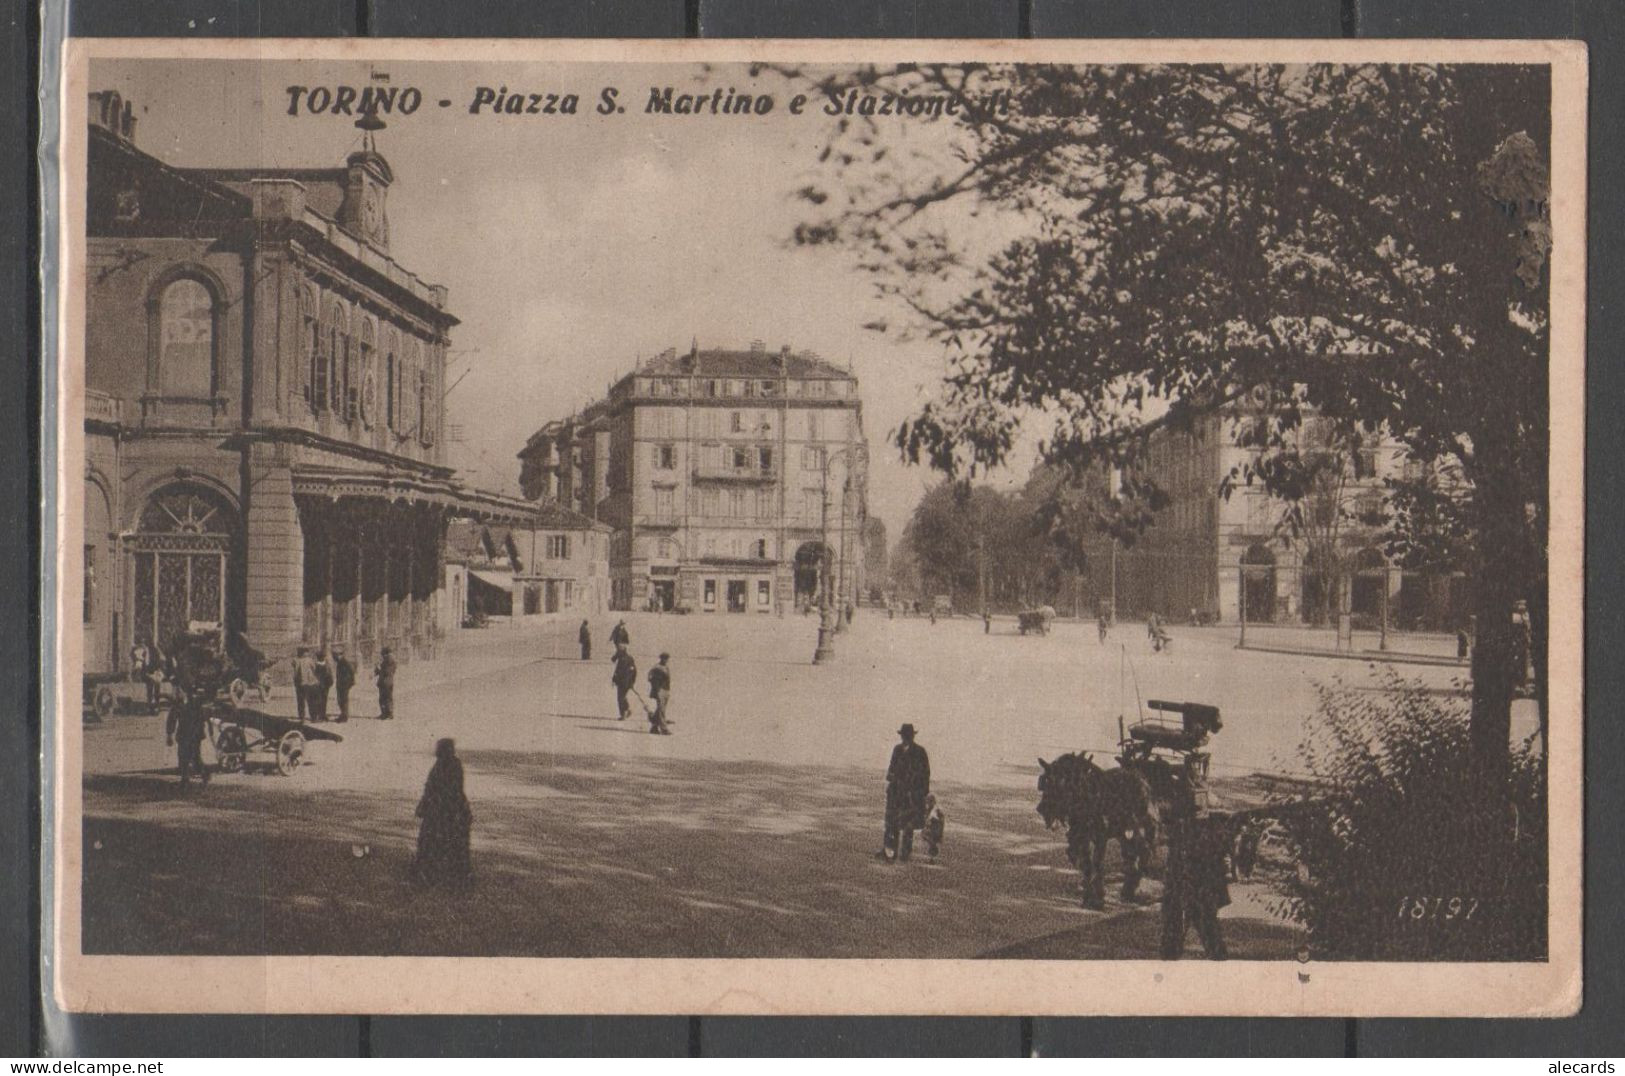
[50,38,1585,1016]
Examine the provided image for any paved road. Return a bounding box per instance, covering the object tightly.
[79,611,1535,959]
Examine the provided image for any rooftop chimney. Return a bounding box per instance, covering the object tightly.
[89,91,137,142]
[749,339,766,354]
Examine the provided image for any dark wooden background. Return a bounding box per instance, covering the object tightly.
[7,0,1621,1056]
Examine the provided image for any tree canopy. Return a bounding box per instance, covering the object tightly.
[794,62,1551,780]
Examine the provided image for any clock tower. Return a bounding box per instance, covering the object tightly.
[337,117,392,251]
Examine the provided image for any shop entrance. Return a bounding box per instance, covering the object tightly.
[726,579,748,613]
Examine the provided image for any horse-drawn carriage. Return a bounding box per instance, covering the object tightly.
[212,708,342,776]
[1017,605,1056,635]
[1037,697,1226,909]
[172,626,274,709]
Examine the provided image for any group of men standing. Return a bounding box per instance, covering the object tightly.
[291,645,396,723]
[581,618,672,735]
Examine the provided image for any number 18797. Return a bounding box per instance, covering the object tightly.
[1397,895,1479,921]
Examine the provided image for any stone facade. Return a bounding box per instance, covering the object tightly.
[519,343,869,615]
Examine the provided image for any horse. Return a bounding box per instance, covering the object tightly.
[1037,751,1162,909]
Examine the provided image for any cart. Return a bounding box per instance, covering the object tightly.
[212,708,342,776]
[82,672,120,721]
[172,627,273,709]
[1017,606,1056,635]
[1118,699,1224,809]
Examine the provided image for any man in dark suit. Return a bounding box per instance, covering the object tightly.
[881,723,931,863]
[611,643,637,722]
[375,646,397,720]
[313,647,334,721]
[333,645,355,723]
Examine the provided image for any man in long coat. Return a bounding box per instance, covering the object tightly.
[609,619,630,652]
[881,723,931,863]
[292,646,315,722]
[578,619,592,661]
[333,645,355,723]
[375,646,397,720]
[165,694,210,789]
[611,643,637,722]
[313,647,334,721]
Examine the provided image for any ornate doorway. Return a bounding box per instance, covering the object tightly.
[130,484,238,653]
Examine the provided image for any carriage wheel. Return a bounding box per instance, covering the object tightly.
[93,685,115,720]
[276,729,305,776]
[256,672,273,703]
[228,677,249,708]
[215,725,247,773]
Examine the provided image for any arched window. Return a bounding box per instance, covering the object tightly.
[385,348,397,432]
[358,318,376,427]
[156,278,215,397]
[315,305,334,412]
[300,287,318,408]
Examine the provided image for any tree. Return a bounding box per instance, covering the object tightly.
[793,62,1550,793]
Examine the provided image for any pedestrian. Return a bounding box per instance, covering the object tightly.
[292,646,316,722]
[610,618,630,653]
[1456,626,1470,660]
[375,646,396,720]
[333,645,355,723]
[611,643,637,721]
[879,723,931,863]
[1098,612,1109,644]
[164,693,210,789]
[922,792,946,862]
[313,647,334,721]
[846,600,856,625]
[1159,814,1232,960]
[579,619,592,661]
[134,637,163,713]
[411,737,472,887]
[647,652,672,735]
[983,611,992,634]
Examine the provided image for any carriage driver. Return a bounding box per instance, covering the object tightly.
[880,723,931,863]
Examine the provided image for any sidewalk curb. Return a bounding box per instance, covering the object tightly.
[1236,643,1469,669]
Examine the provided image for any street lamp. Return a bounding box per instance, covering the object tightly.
[814,444,866,665]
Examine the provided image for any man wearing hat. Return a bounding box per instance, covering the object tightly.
[881,723,931,863]
[374,646,397,720]
[332,644,355,723]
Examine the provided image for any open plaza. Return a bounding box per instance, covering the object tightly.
[78,611,1535,960]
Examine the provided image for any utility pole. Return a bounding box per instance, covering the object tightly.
[814,455,835,663]
[1238,562,1248,649]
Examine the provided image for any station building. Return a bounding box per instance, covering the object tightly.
[80,90,542,674]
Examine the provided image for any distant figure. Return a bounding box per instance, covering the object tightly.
[164,693,210,789]
[333,645,355,723]
[313,647,334,722]
[922,792,946,862]
[579,619,592,661]
[292,646,316,722]
[412,738,472,887]
[1160,815,1232,960]
[846,600,856,625]
[1097,613,1109,644]
[133,637,163,713]
[880,723,931,863]
[375,646,396,720]
[611,644,638,721]
[1146,612,1161,642]
[647,652,672,735]
[929,608,937,626]
[1456,627,1470,660]
[983,611,992,634]
[610,619,630,653]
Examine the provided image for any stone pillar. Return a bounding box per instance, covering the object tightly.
[244,442,304,662]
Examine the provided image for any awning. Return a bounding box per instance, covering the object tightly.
[468,569,514,592]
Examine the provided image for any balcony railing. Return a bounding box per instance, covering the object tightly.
[85,390,121,424]
[691,463,778,483]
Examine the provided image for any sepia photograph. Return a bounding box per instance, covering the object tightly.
[50,38,1584,1016]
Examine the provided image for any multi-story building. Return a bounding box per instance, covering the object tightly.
[80,90,536,673]
[518,342,869,614]
[443,506,612,630]
[1086,408,1467,630]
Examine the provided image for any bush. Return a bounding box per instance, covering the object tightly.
[1269,670,1546,960]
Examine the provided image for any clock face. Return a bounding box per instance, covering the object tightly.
[361,185,382,235]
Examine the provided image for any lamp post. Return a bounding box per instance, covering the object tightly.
[814,444,865,664]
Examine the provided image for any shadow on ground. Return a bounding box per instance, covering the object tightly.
[82,752,1304,960]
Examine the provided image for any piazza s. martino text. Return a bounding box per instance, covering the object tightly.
[283,83,1016,121]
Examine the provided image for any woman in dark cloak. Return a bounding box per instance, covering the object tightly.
[412,738,473,886]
